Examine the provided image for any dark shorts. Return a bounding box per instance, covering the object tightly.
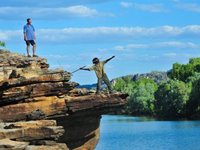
[26,40,35,46]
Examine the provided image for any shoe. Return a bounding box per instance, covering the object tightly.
[33,54,38,57]
[27,54,31,57]
[109,90,115,94]
[96,91,101,95]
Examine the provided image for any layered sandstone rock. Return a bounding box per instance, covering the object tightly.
[0,50,48,81]
[0,50,75,107]
[0,139,29,149]
[0,49,128,150]
[0,120,68,150]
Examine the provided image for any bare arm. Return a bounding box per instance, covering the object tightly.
[23,25,27,41]
[105,56,115,63]
[80,67,90,71]
[23,32,26,41]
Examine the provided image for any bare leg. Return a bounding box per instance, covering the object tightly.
[33,44,36,56]
[26,45,30,56]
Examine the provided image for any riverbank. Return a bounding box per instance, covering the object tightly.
[112,58,200,120]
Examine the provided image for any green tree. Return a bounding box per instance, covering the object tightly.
[187,73,200,116]
[168,63,182,80]
[113,77,136,95]
[122,75,132,84]
[187,72,200,83]
[0,41,5,47]
[168,58,200,82]
[189,58,200,66]
[112,78,127,92]
[155,80,191,118]
[189,58,200,72]
[127,78,157,115]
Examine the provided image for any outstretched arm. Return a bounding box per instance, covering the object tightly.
[105,56,115,63]
[80,67,90,71]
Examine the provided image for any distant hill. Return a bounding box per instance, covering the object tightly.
[78,83,97,89]
[80,71,169,89]
[117,71,169,83]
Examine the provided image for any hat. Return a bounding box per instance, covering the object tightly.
[92,57,99,64]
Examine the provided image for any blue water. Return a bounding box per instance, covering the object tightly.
[96,115,200,150]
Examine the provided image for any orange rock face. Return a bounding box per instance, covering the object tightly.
[0,49,128,150]
[0,120,68,150]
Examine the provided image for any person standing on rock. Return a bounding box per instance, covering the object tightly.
[23,18,37,57]
[80,56,115,94]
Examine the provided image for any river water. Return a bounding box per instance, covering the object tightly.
[96,115,200,150]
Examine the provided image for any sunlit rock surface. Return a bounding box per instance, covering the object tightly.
[0,49,128,150]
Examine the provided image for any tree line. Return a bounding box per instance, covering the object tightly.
[113,58,200,119]
[0,41,5,47]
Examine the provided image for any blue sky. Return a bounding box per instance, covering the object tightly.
[1,0,200,84]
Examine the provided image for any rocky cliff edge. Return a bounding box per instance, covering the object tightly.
[0,49,128,150]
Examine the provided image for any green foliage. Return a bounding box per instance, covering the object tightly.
[155,80,191,118]
[112,78,127,92]
[122,76,132,83]
[168,58,200,82]
[168,63,181,80]
[113,77,157,115]
[187,72,200,83]
[112,57,200,119]
[0,41,5,47]
[127,78,158,115]
[189,58,200,66]
[113,76,136,94]
[187,73,200,116]
[189,58,200,72]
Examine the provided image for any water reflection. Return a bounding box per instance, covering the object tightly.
[170,120,200,129]
[96,115,200,150]
[105,115,156,123]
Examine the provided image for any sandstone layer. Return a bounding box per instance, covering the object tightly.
[0,49,128,150]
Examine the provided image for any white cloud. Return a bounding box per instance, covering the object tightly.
[0,0,112,7]
[163,53,200,60]
[120,2,133,8]
[63,5,98,17]
[0,5,113,20]
[171,0,180,2]
[1,25,200,44]
[120,2,168,13]
[48,54,71,59]
[155,41,200,49]
[38,25,200,43]
[0,30,21,41]
[113,44,147,51]
[164,53,177,57]
[105,41,200,52]
[176,3,200,13]
[134,3,168,13]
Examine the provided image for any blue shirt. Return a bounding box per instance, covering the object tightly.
[23,24,35,40]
